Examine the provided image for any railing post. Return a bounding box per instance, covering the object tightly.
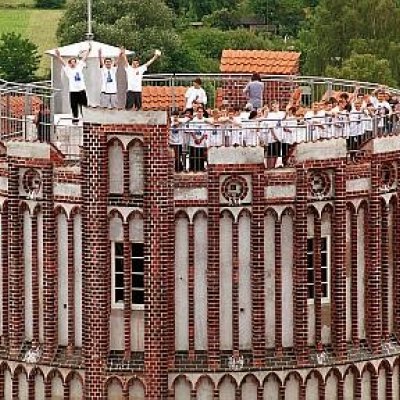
[24,85,32,141]
[171,74,176,111]
[50,91,55,142]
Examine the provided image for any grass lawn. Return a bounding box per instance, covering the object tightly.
[0,8,63,77]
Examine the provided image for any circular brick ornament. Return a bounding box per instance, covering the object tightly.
[221,175,248,204]
[309,171,331,199]
[380,162,396,189]
[22,168,42,197]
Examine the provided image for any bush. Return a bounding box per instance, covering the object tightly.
[0,33,40,82]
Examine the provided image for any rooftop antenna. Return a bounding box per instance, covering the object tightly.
[85,0,94,40]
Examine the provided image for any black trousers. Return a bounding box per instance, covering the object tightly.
[126,91,142,110]
[189,147,206,172]
[171,144,184,172]
[69,90,88,120]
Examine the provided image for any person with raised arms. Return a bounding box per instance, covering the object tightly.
[54,44,91,124]
[120,48,161,111]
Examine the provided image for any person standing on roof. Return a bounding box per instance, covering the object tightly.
[243,73,264,111]
[54,44,91,123]
[185,78,208,115]
[98,48,120,109]
[121,48,161,111]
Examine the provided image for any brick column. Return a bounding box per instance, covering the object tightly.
[293,168,308,364]
[350,209,359,347]
[82,123,109,399]
[367,161,382,352]
[386,370,393,400]
[1,204,9,346]
[395,197,400,335]
[313,216,322,347]
[143,125,173,399]
[41,166,57,361]
[207,167,220,368]
[232,221,239,353]
[274,218,283,354]
[67,217,75,352]
[188,222,195,354]
[32,213,39,346]
[381,201,390,340]
[8,162,24,357]
[331,164,347,358]
[251,166,265,364]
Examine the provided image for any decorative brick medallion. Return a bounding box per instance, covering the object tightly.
[309,170,331,200]
[20,168,42,199]
[221,175,249,206]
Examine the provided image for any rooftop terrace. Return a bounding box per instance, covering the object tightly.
[1,75,399,166]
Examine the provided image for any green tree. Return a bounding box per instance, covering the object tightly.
[35,0,65,9]
[300,0,400,81]
[249,0,309,36]
[0,33,40,82]
[57,0,185,72]
[325,53,396,86]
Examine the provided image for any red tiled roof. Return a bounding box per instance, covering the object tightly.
[0,95,42,118]
[142,86,187,111]
[220,49,300,75]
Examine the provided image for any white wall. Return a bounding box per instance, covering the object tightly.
[24,210,33,341]
[264,214,275,348]
[361,370,371,400]
[194,213,208,350]
[4,370,12,399]
[18,372,28,400]
[220,212,233,350]
[175,216,189,351]
[346,209,352,342]
[57,213,69,346]
[321,211,332,344]
[108,381,123,400]
[357,208,366,339]
[239,213,252,350]
[389,204,394,333]
[70,376,83,400]
[37,211,44,343]
[174,376,191,400]
[129,142,144,194]
[108,141,124,194]
[35,374,45,400]
[285,375,299,400]
[325,373,338,400]
[219,376,236,400]
[196,378,214,400]
[263,375,279,400]
[241,375,258,400]
[305,373,319,400]
[129,380,145,400]
[74,213,82,347]
[393,364,399,400]
[51,375,64,400]
[281,213,294,347]
[109,216,123,350]
[378,368,386,400]
[344,370,355,400]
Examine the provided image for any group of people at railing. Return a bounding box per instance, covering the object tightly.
[170,87,400,172]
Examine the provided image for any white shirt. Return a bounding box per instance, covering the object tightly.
[125,65,147,92]
[185,86,207,109]
[188,117,210,148]
[100,66,118,94]
[63,61,86,92]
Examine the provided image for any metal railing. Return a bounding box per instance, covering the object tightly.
[169,113,400,171]
[143,73,400,110]
[1,75,400,165]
